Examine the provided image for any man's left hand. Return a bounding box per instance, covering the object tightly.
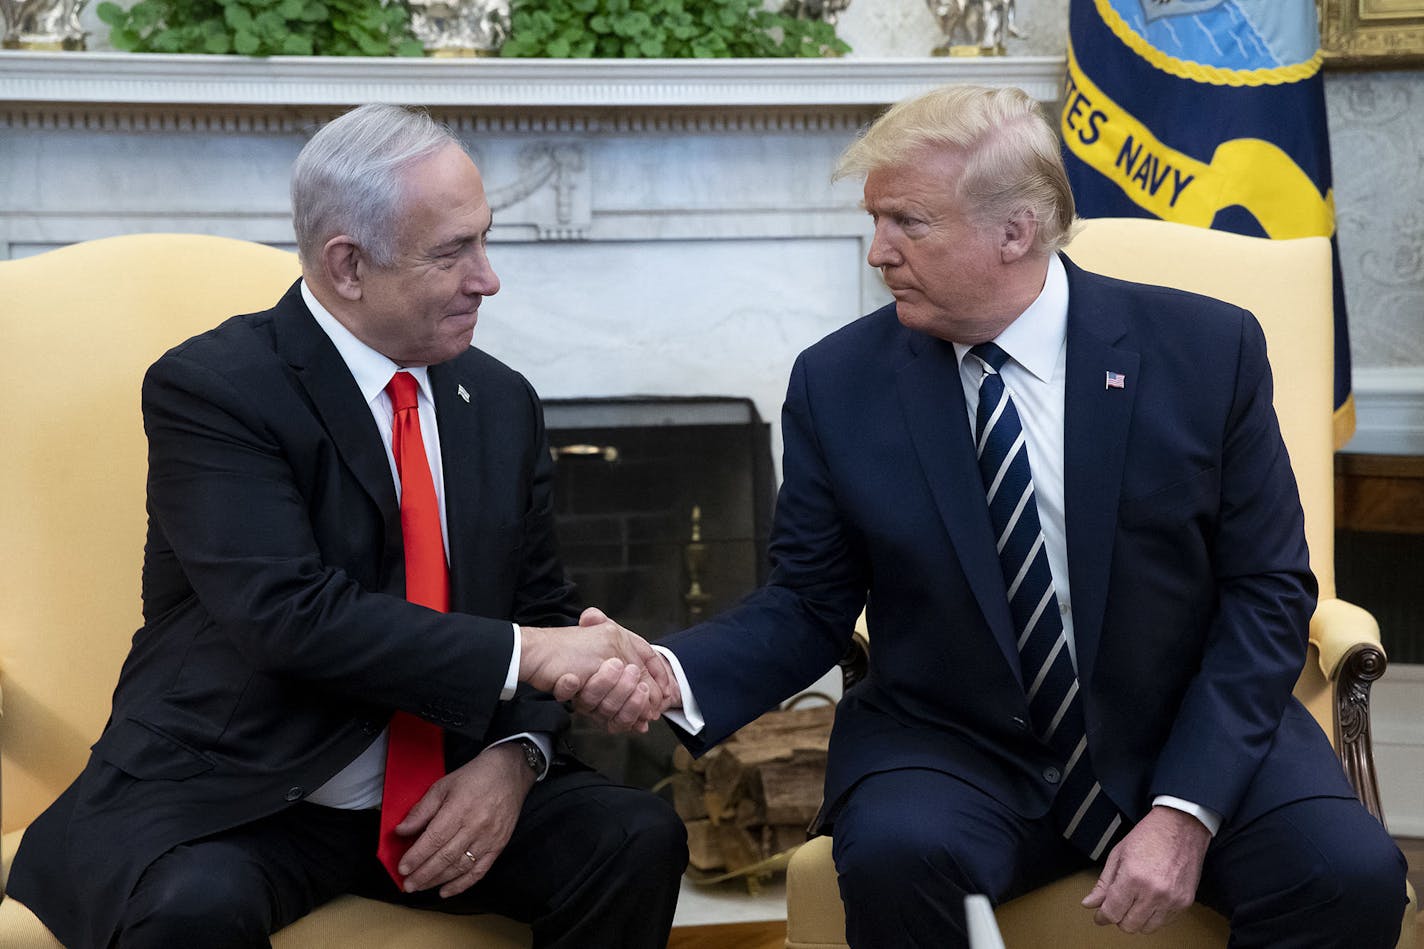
[394,742,535,897]
[1081,805,1211,934]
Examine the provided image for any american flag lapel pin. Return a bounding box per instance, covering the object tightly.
[457,384,471,403]
[1105,371,1126,390]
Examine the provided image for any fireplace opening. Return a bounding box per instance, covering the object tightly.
[545,396,776,789]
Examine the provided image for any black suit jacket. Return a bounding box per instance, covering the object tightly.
[9,282,580,949]
[662,256,1354,838]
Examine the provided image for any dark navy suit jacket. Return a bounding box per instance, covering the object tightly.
[662,255,1354,835]
[9,282,580,949]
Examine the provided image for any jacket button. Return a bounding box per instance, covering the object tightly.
[1042,767,1061,784]
[285,786,304,802]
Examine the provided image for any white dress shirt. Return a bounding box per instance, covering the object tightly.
[299,282,547,809]
[662,257,1218,835]
[953,255,1076,673]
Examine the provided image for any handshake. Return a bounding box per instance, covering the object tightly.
[518,607,681,734]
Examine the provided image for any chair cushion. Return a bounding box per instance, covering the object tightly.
[786,834,1231,949]
[785,836,850,949]
[273,894,530,949]
[998,871,1227,948]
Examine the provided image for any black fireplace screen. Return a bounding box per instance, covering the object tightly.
[545,396,776,788]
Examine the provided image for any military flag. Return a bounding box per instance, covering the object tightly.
[1061,0,1354,444]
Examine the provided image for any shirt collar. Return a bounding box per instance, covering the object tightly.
[953,254,1069,383]
[301,280,432,406]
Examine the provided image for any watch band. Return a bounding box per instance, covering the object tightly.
[513,737,546,776]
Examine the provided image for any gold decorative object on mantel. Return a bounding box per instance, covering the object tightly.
[407,0,510,57]
[1317,0,1424,67]
[0,0,86,50]
[927,0,1023,56]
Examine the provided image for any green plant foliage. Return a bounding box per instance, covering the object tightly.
[501,0,850,58]
[96,0,425,56]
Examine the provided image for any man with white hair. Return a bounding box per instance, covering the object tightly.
[579,85,1406,948]
[7,104,685,949]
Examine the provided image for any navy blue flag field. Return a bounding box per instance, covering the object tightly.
[1061,0,1354,445]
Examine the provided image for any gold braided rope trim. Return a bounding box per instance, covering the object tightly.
[1093,0,1322,87]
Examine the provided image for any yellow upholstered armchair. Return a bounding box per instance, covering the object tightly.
[0,234,531,948]
[784,218,1418,949]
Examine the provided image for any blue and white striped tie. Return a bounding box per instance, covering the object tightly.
[970,342,1126,860]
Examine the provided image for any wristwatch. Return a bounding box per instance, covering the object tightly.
[513,737,546,776]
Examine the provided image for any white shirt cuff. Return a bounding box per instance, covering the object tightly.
[650,645,705,735]
[500,622,520,701]
[1153,795,1222,836]
[487,732,553,781]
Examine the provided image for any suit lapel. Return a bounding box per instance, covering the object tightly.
[1061,258,1138,686]
[272,282,402,546]
[429,360,484,612]
[896,331,1021,677]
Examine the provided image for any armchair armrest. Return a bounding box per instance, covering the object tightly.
[1311,597,1384,678]
[837,628,870,691]
[1306,597,1388,822]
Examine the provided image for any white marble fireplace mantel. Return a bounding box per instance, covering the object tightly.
[0,52,1065,465]
[0,50,1064,108]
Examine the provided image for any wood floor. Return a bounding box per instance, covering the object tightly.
[667,837,1424,949]
[668,920,785,949]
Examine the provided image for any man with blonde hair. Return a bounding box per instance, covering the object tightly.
[576,84,1406,947]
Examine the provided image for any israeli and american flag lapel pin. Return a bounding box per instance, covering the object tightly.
[457,384,470,403]
[1105,371,1126,390]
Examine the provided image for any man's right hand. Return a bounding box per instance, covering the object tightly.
[518,607,672,733]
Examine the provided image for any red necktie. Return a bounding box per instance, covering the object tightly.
[376,371,449,887]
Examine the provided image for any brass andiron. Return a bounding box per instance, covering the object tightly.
[683,506,713,623]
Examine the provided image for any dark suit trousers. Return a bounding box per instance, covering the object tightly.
[830,769,1406,949]
[113,762,688,949]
